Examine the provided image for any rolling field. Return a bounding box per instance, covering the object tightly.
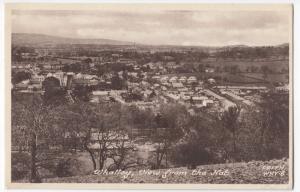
[242,73,289,84]
[199,58,289,73]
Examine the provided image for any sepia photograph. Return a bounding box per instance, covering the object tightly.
[5,3,293,189]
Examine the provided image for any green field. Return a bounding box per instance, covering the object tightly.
[242,73,289,84]
[199,58,289,73]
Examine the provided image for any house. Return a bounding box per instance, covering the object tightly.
[46,72,53,77]
[147,62,156,70]
[207,78,216,84]
[166,62,177,69]
[152,76,160,81]
[178,76,187,83]
[160,76,169,83]
[112,53,120,58]
[143,89,153,98]
[89,63,95,68]
[127,82,139,89]
[118,58,136,65]
[169,76,178,83]
[128,72,138,78]
[15,80,30,90]
[166,93,180,101]
[42,63,63,71]
[216,85,267,91]
[194,86,203,91]
[203,99,214,107]
[192,96,208,104]
[28,84,43,91]
[141,81,150,87]
[172,82,184,88]
[275,84,289,93]
[153,83,160,88]
[134,66,140,71]
[178,87,188,92]
[73,74,99,86]
[187,76,197,84]
[163,56,174,61]
[205,68,215,73]
[162,82,170,87]
[30,74,45,84]
[181,95,191,101]
[90,91,111,103]
[167,90,179,95]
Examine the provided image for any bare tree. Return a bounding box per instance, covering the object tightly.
[107,130,137,171]
[74,103,135,171]
[152,130,172,169]
[12,95,56,182]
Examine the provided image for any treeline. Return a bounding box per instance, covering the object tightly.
[12,44,289,63]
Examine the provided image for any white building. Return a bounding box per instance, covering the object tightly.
[169,76,178,83]
[178,76,187,83]
[172,82,184,88]
[187,76,197,84]
[207,78,216,84]
[30,74,45,84]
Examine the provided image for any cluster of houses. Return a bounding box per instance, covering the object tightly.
[13,62,225,113]
[14,71,101,92]
[12,53,288,115]
[12,48,290,157]
[154,75,195,89]
[215,85,270,106]
[149,75,224,110]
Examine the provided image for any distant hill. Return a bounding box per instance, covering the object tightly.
[275,43,289,48]
[12,33,289,50]
[12,33,134,46]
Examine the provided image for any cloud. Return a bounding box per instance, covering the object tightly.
[11,9,290,46]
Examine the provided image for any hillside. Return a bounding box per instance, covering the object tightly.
[12,33,289,50]
[42,158,288,184]
[12,33,134,46]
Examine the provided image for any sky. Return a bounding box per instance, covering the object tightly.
[11,9,291,46]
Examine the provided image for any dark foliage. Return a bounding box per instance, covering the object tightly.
[12,71,31,84]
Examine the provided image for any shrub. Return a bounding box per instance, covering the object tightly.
[11,152,30,181]
[56,158,76,177]
[12,163,29,181]
[170,141,212,169]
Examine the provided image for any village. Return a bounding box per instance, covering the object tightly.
[11,42,290,181]
[12,47,288,116]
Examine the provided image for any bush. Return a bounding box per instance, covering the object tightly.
[170,141,213,169]
[11,152,30,181]
[12,163,29,181]
[55,158,78,177]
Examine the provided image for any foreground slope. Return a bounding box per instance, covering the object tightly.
[43,158,288,184]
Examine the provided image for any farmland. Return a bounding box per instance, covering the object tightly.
[198,58,289,73]
[242,73,289,84]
